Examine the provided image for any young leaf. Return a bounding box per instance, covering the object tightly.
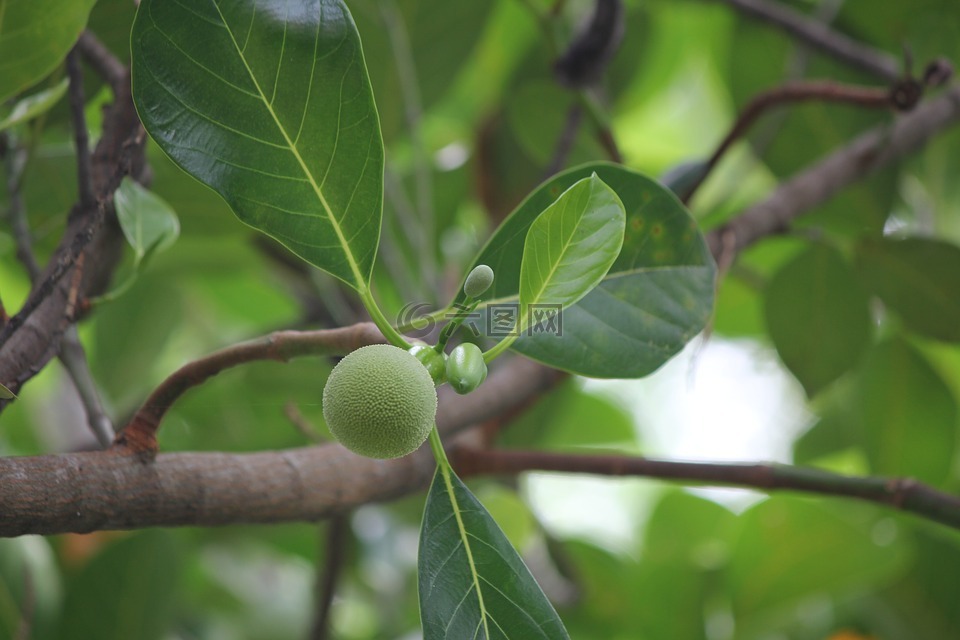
[114,177,180,265]
[458,163,715,378]
[131,0,383,291]
[419,466,569,640]
[0,78,68,132]
[0,382,16,400]
[518,174,625,330]
[0,0,97,103]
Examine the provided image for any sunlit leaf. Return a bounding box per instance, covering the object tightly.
[0,0,97,103]
[419,466,569,640]
[856,237,960,342]
[114,176,180,265]
[765,243,871,396]
[460,163,715,378]
[131,0,383,290]
[0,78,68,132]
[518,174,625,327]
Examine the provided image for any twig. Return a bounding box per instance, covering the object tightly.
[681,78,916,203]
[543,104,583,178]
[13,569,34,640]
[309,514,350,640]
[115,323,386,456]
[284,401,325,444]
[2,135,40,280]
[705,83,960,259]
[59,327,115,448]
[452,448,960,531]
[66,47,95,209]
[712,0,901,82]
[75,31,126,91]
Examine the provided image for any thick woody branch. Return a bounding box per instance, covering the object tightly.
[452,448,960,531]
[0,358,561,537]
[706,84,960,259]
[713,0,901,82]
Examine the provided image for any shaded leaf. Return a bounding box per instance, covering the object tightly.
[856,237,960,342]
[0,382,15,400]
[114,176,180,265]
[0,0,97,103]
[131,0,383,290]
[460,163,715,378]
[765,243,871,396]
[856,338,957,485]
[419,466,569,640]
[0,78,68,132]
[518,174,625,325]
[56,531,181,640]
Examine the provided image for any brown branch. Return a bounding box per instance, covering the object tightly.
[2,137,40,281]
[712,0,901,82]
[59,327,115,448]
[75,31,126,92]
[705,83,960,259]
[309,514,350,640]
[66,47,95,209]
[543,104,583,179]
[681,79,912,203]
[0,358,561,537]
[452,448,960,531]
[114,323,385,455]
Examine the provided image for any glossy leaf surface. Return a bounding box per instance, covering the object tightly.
[0,0,96,103]
[460,163,715,378]
[419,466,569,640]
[518,174,625,327]
[764,243,871,396]
[131,0,383,290]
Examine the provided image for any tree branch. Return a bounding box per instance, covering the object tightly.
[712,0,901,82]
[706,83,960,259]
[452,448,960,531]
[309,514,350,640]
[0,358,561,537]
[115,323,385,455]
[75,31,126,92]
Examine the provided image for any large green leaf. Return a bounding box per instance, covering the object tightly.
[856,339,957,485]
[418,466,569,640]
[131,0,383,290]
[0,78,67,132]
[460,163,716,378]
[0,0,97,103]
[518,174,625,326]
[764,243,871,396]
[856,237,960,342]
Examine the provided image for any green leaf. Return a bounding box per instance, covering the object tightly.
[419,466,569,640]
[518,174,625,325]
[55,531,182,640]
[460,163,716,378]
[0,0,97,103]
[856,338,957,485]
[856,237,960,342]
[0,78,68,132]
[131,0,383,291]
[765,243,871,396]
[0,382,15,400]
[727,496,909,629]
[114,176,180,265]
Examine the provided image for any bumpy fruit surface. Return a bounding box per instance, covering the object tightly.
[322,344,437,459]
[446,343,488,395]
[409,344,447,385]
[463,264,494,298]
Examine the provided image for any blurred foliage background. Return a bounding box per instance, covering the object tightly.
[2,0,960,638]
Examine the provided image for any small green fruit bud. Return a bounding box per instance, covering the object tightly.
[446,343,488,395]
[463,264,494,298]
[322,344,437,459]
[409,344,447,385]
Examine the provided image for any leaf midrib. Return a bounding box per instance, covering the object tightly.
[210,0,366,290]
[440,463,491,639]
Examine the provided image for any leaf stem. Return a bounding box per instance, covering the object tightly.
[359,288,412,349]
[433,297,479,353]
[427,425,450,469]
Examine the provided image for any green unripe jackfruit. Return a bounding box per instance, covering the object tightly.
[463,264,494,298]
[446,343,488,395]
[409,344,447,385]
[322,344,437,459]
